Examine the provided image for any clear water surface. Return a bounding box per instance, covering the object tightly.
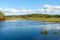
[0,20,60,40]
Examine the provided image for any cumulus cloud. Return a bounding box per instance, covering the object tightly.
[1,8,20,13]
[43,4,60,13]
[0,4,60,13]
[0,8,34,13]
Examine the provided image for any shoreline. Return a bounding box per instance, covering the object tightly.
[4,18,60,22]
[0,13,60,22]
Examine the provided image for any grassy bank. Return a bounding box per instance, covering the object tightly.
[25,18,60,22]
[5,17,60,22]
[5,14,60,22]
[0,12,60,22]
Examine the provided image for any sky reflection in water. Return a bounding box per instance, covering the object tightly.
[0,20,60,40]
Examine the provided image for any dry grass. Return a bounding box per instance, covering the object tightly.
[5,17,60,22]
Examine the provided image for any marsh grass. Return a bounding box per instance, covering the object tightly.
[40,30,59,35]
[40,30,48,35]
[53,31,58,35]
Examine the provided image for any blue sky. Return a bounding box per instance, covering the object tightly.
[0,0,60,15]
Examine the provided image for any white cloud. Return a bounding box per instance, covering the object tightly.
[35,9,44,13]
[27,9,32,12]
[21,9,27,12]
[0,4,60,14]
[0,8,20,13]
[8,9,20,13]
[43,4,60,13]
[0,8,33,13]
[4,8,20,13]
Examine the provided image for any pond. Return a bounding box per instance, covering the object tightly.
[0,20,60,40]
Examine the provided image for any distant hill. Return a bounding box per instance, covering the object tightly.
[0,12,60,22]
[6,14,60,18]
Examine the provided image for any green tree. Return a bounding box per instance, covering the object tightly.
[0,11,5,20]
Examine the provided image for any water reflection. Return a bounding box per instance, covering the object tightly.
[0,21,4,27]
[43,24,60,30]
[0,20,60,40]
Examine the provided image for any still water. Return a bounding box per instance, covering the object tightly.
[0,20,60,40]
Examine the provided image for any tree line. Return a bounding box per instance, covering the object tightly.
[0,11,60,20]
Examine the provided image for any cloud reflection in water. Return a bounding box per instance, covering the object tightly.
[42,24,60,30]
